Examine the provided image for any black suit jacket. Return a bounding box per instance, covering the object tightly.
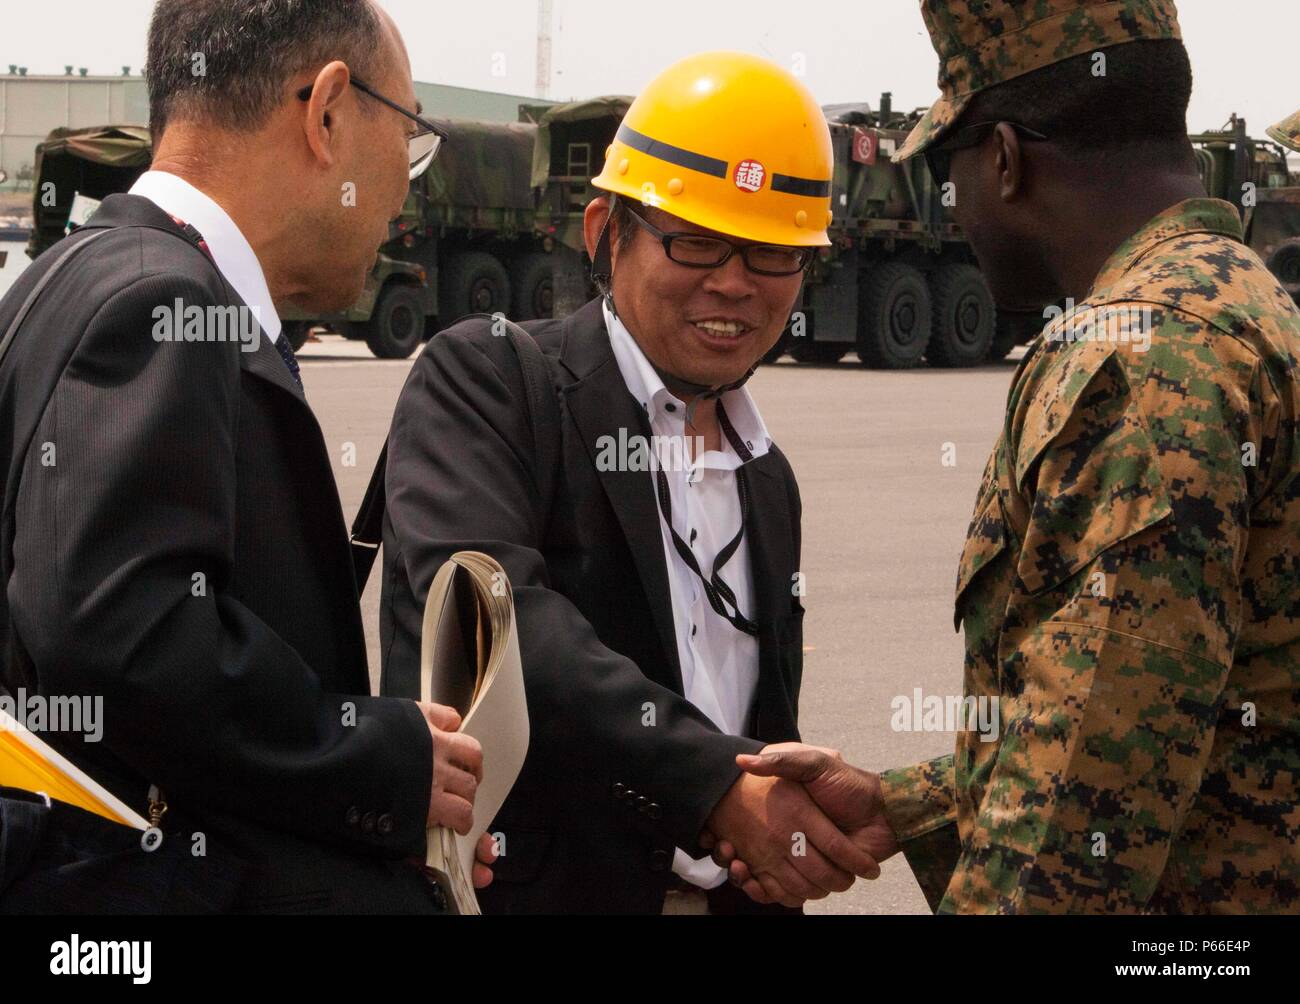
[0,194,442,913]
[380,298,806,914]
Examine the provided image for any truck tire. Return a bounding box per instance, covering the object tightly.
[991,308,1043,360]
[339,322,366,341]
[283,322,312,352]
[857,262,932,369]
[365,284,425,359]
[927,264,996,367]
[1266,238,1300,300]
[789,339,848,364]
[510,252,555,321]
[439,251,511,324]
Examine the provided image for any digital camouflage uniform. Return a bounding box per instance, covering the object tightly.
[1267,110,1300,155]
[882,0,1300,913]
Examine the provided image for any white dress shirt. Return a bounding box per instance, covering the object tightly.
[604,302,771,889]
[129,170,282,343]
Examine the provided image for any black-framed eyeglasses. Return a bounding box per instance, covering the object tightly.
[623,203,814,277]
[924,121,1049,188]
[296,78,449,179]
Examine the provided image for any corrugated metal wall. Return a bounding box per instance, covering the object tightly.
[0,74,546,188]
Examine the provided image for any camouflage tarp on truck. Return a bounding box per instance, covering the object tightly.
[421,117,537,224]
[26,125,152,259]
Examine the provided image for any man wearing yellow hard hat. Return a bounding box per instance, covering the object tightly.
[380,51,880,914]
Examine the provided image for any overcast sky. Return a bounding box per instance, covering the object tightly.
[5,0,1297,136]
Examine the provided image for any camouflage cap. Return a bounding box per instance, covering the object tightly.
[894,0,1182,162]
[1266,109,1300,154]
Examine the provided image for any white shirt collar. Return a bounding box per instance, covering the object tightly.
[129,170,282,342]
[602,301,771,469]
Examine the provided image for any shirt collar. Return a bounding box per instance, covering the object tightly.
[1088,197,1245,297]
[129,170,282,342]
[603,301,771,469]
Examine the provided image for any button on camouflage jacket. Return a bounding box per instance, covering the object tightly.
[880,198,1300,914]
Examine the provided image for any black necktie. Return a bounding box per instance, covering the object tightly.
[273,334,303,390]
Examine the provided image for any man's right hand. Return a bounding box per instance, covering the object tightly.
[418,702,483,834]
[703,769,882,908]
[712,745,900,905]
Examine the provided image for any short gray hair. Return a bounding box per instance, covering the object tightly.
[145,0,386,140]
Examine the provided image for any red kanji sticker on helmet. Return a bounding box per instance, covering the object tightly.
[734,160,766,192]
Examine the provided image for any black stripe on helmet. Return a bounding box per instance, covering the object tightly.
[616,123,728,179]
[770,173,831,198]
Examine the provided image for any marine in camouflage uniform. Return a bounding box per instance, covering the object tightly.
[879,0,1300,913]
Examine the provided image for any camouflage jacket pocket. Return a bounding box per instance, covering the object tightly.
[954,476,1008,630]
[1011,350,1173,596]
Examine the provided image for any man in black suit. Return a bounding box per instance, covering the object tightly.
[0,0,491,912]
[380,53,881,914]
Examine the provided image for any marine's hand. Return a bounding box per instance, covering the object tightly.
[712,743,899,905]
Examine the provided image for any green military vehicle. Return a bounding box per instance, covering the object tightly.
[28,119,552,359]
[531,93,1028,369]
[314,116,550,357]
[1190,115,1300,304]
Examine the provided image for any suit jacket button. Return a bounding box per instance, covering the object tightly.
[647,803,663,820]
[648,849,672,873]
[346,806,361,827]
[612,782,627,800]
[361,811,377,834]
[635,796,650,813]
[377,813,395,835]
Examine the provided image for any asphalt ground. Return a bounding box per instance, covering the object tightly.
[300,333,1022,915]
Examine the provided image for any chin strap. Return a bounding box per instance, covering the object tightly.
[596,194,759,424]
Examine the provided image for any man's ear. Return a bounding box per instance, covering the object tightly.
[301,60,352,169]
[583,196,613,259]
[993,122,1024,202]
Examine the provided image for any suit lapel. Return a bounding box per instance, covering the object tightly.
[86,195,308,406]
[742,454,794,626]
[561,303,684,693]
[241,329,307,403]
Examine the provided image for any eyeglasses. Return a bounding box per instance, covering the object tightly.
[924,121,1049,188]
[296,78,449,179]
[622,203,814,277]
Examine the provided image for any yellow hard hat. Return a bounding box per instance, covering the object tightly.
[592,51,833,247]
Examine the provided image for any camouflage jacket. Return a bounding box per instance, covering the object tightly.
[879,198,1300,914]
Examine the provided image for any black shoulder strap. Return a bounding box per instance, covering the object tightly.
[349,314,560,592]
[0,229,113,368]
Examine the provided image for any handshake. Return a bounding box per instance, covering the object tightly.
[700,743,900,908]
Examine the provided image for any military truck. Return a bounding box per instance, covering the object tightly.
[532,93,1025,369]
[1190,115,1300,305]
[28,119,552,359]
[319,116,549,357]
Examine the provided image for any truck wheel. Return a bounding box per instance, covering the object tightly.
[857,262,932,369]
[339,323,366,341]
[283,322,312,352]
[440,251,511,324]
[365,284,425,359]
[510,252,555,321]
[991,308,1043,360]
[927,264,996,367]
[789,339,848,364]
[1266,238,1300,300]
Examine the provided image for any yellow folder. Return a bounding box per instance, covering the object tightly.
[0,709,147,829]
